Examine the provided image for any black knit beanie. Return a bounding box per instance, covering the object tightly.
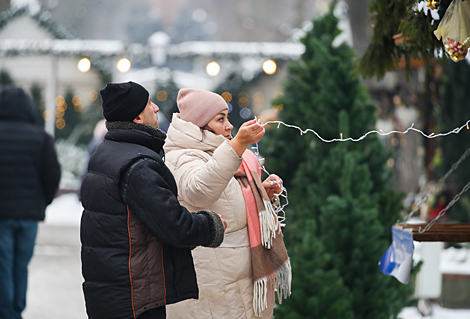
[101,81,149,121]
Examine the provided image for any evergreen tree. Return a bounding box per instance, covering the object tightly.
[55,89,83,141]
[262,2,414,318]
[358,0,453,80]
[30,83,45,128]
[434,60,470,223]
[78,89,104,146]
[0,69,14,89]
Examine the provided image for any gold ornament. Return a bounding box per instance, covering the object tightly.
[427,0,439,10]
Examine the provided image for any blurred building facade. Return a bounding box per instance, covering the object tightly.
[0,0,427,195]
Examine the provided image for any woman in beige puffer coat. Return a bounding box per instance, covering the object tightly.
[164,89,283,319]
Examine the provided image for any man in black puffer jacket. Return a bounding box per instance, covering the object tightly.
[0,86,61,319]
[80,81,226,319]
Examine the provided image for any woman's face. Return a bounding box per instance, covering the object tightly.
[204,109,233,139]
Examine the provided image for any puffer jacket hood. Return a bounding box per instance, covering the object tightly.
[0,86,38,124]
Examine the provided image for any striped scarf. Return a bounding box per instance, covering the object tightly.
[235,150,291,317]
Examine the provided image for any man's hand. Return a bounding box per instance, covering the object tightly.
[218,214,227,230]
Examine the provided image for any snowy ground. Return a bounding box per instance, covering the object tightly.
[45,193,470,318]
[400,305,470,319]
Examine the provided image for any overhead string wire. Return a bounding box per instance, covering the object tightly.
[257,119,470,142]
[251,117,470,227]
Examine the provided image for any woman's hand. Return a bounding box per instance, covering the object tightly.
[262,174,283,200]
[229,119,265,157]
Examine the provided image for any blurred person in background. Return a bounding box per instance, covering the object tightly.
[164,89,291,319]
[80,82,226,319]
[427,191,450,223]
[78,119,107,201]
[0,86,61,319]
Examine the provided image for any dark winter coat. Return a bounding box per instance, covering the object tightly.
[0,86,61,221]
[80,121,225,319]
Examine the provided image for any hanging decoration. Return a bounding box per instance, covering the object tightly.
[434,0,470,62]
[427,0,439,10]
[378,227,415,284]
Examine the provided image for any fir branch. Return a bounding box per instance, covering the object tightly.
[357,0,455,80]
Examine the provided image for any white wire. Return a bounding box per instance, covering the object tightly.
[259,119,470,142]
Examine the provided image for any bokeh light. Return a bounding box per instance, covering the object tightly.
[156,90,168,101]
[221,92,232,103]
[262,60,277,75]
[238,92,249,108]
[206,62,220,76]
[117,58,131,73]
[88,90,98,101]
[78,58,91,72]
[55,107,65,118]
[55,96,65,107]
[74,104,84,112]
[240,108,252,119]
[56,118,66,130]
[72,95,82,106]
[43,110,52,121]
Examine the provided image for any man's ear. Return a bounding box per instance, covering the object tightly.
[133,114,144,124]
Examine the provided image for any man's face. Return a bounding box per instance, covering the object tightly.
[136,98,159,129]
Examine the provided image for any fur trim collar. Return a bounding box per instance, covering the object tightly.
[106,121,167,140]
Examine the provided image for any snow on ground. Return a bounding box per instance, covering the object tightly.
[44,193,83,226]
[440,247,470,275]
[45,194,470,318]
[400,305,470,319]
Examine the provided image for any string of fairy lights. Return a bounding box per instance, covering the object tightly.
[253,118,470,228]
[257,118,470,142]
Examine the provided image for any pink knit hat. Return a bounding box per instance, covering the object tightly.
[177,88,229,128]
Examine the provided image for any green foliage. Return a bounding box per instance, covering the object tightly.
[0,69,14,89]
[263,3,415,318]
[30,82,45,127]
[358,0,453,80]
[155,78,180,119]
[55,89,82,141]
[434,60,470,222]
[275,220,354,319]
[78,91,104,145]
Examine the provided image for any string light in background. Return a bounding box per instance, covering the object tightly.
[117,58,131,73]
[206,61,220,76]
[262,60,277,75]
[77,58,91,73]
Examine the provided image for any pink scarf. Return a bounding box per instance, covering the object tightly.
[235,150,291,317]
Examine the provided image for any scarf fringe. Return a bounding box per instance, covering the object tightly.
[259,199,280,249]
[253,259,292,317]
